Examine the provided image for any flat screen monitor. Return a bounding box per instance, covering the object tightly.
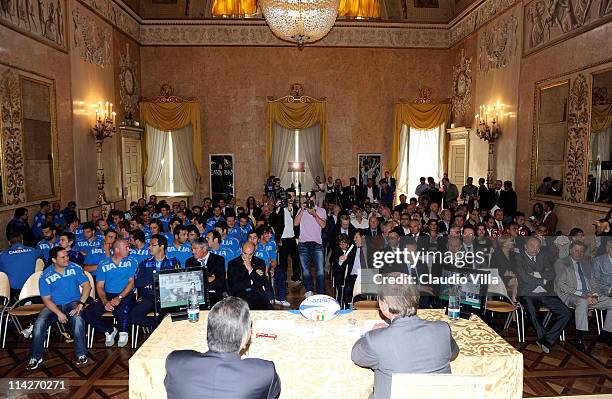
[153,267,208,316]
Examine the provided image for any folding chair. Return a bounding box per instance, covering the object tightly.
[484,268,523,342]
[0,272,10,346]
[2,272,44,348]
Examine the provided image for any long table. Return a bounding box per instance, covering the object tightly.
[129,309,523,398]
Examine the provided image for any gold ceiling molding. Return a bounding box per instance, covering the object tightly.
[449,0,518,46]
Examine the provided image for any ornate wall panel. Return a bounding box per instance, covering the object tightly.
[139,21,449,48]
[452,48,473,123]
[78,0,140,41]
[72,5,112,68]
[449,0,518,45]
[564,73,589,203]
[478,14,518,73]
[0,0,67,50]
[118,43,139,116]
[524,0,612,55]
[0,68,26,204]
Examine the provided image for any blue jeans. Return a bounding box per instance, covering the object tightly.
[31,301,87,360]
[84,293,134,333]
[298,242,325,294]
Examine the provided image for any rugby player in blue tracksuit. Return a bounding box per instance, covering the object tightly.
[37,223,60,265]
[166,225,192,267]
[32,201,50,241]
[0,233,43,300]
[128,229,150,265]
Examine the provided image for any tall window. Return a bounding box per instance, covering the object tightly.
[284,130,313,192]
[397,124,444,200]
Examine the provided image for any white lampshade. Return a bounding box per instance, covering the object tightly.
[259,0,339,47]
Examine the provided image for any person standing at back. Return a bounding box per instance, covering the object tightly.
[164,296,281,399]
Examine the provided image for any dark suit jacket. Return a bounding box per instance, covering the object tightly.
[541,212,559,235]
[515,251,556,296]
[332,224,357,245]
[360,226,381,237]
[272,205,299,244]
[477,185,492,210]
[165,350,281,399]
[503,190,518,216]
[437,220,451,235]
[186,254,227,297]
[344,185,363,206]
[351,316,459,399]
[227,256,267,296]
[331,244,357,286]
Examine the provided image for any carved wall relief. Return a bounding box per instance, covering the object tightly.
[524,0,612,55]
[119,43,139,118]
[452,48,473,126]
[0,0,66,50]
[564,73,589,203]
[0,68,26,204]
[478,14,518,73]
[72,6,111,68]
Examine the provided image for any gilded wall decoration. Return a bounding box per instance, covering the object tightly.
[0,68,26,204]
[450,0,518,45]
[0,0,66,50]
[119,42,139,117]
[524,0,612,55]
[478,14,518,73]
[564,74,589,203]
[78,0,140,41]
[452,48,473,125]
[72,6,111,68]
[139,22,448,48]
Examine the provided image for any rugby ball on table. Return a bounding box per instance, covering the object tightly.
[298,295,341,321]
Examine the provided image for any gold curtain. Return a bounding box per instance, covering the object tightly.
[140,100,205,178]
[265,98,328,176]
[390,102,451,179]
[338,0,380,18]
[212,0,257,17]
[592,103,612,132]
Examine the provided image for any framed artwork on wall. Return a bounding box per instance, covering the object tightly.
[209,154,234,201]
[357,154,382,188]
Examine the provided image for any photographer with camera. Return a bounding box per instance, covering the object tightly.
[294,191,327,297]
[272,189,302,302]
[265,176,283,205]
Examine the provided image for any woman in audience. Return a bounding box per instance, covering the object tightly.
[245,196,261,220]
[351,274,459,399]
[331,234,353,303]
[531,202,544,227]
[490,236,518,300]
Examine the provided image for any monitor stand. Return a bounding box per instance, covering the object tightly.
[170,312,188,322]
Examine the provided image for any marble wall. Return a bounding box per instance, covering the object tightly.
[140,46,451,202]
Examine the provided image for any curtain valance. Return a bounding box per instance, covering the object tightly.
[391,102,451,179]
[265,98,328,176]
[592,103,612,132]
[140,100,204,177]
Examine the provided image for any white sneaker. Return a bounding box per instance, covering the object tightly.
[117,332,129,348]
[304,291,314,298]
[276,300,291,307]
[105,328,118,347]
[21,324,33,339]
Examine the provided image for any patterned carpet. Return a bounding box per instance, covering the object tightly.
[1,282,610,399]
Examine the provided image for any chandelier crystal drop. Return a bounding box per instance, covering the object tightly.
[259,0,340,48]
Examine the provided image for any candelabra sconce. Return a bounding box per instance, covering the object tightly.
[92,101,116,205]
[474,103,503,187]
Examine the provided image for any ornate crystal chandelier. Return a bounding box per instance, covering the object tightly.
[259,0,340,49]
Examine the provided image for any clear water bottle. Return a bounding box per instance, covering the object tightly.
[447,283,461,320]
[187,282,199,323]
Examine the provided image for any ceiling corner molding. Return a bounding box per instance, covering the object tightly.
[78,0,141,41]
[449,0,518,46]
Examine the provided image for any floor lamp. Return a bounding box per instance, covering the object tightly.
[288,161,305,203]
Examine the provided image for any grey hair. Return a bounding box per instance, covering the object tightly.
[207,297,251,353]
[192,237,209,250]
[378,272,419,318]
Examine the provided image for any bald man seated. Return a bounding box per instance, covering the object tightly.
[227,242,272,310]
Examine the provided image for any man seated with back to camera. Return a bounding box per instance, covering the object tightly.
[186,237,227,306]
[351,272,459,399]
[164,296,280,399]
[227,242,271,310]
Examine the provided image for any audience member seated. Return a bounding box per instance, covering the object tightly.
[26,247,91,370]
[516,237,571,353]
[164,297,281,399]
[0,232,43,301]
[227,242,271,310]
[186,237,227,306]
[130,234,180,330]
[84,240,138,347]
[554,241,612,350]
[351,273,459,399]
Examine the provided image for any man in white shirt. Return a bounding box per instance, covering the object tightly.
[351,207,369,230]
[415,177,429,197]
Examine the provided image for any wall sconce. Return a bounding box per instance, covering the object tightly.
[92,101,116,205]
[474,103,501,143]
[92,101,116,141]
[474,102,504,188]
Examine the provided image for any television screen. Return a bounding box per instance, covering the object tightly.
[158,269,206,310]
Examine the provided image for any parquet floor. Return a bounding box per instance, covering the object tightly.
[0,278,610,399]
